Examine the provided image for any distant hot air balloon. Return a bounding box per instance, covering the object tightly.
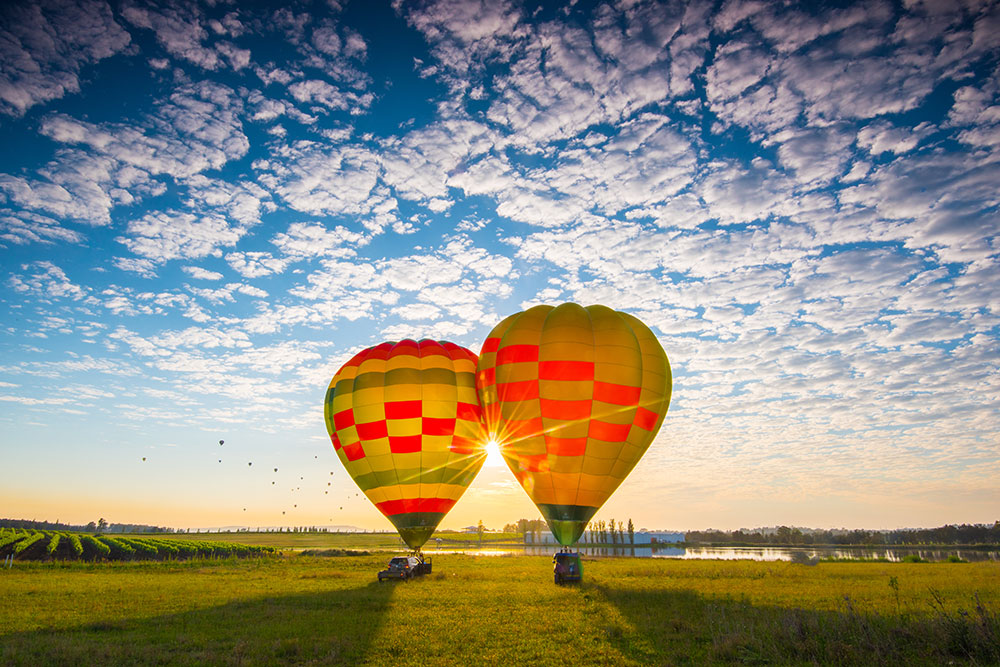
[477,303,671,547]
[325,339,487,551]
[219,440,224,445]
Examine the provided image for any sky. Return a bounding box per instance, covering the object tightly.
[1,0,998,533]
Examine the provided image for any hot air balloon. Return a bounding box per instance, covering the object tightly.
[477,303,671,547]
[325,339,487,551]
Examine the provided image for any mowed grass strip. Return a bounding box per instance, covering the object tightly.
[0,556,997,665]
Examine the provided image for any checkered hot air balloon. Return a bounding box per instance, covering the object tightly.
[477,303,672,547]
[324,339,487,551]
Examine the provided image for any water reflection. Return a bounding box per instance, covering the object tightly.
[517,545,1000,562]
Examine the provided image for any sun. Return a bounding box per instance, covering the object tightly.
[484,438,505,467]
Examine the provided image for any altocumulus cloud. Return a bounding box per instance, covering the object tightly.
[0,0,998,529]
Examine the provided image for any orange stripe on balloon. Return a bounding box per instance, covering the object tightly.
[356,420,388,440]
[376,497,457,516]
[539,360,594,380]
[481,337,501,353]
[498,379,539,401]
[546,436,587,456]
[588,420,631,441]
[450,435,481,454]
[422,417,455,436]
[496,344,539,365]
[333,409,355,430]
[389,435,422,453]
[593,381,641,406]
[343,441,365,461]
[540,398,592,420]
[385,400,422,419]
[506,416,544,439]
[456,401,481,421]
[634,406,659,431]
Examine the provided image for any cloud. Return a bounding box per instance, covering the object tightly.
[8,260,87,300]
[270,221,366,260]
[119,211,245,263]
[182,266,223,281]
[39,81,249,180]
[225,251,288,278]
[0,0,131,116]
[0,209,84,245]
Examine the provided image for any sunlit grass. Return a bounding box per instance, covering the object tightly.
[1,555,997,664]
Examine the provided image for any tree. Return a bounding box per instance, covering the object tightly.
[477,520,485,547]
[86,521,96,532]
[627,518,634,545]
[97,518,108,532]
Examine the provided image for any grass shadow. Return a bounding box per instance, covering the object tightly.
[0,580,396,665]
[590,581,1000,666]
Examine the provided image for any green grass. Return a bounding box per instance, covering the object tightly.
[0,556,997,665]
[143,530,521,550]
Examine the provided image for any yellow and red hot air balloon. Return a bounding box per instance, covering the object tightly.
[324,339,486,551]
[477,303,671,547]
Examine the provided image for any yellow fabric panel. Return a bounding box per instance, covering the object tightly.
[495,362,541,384]
[367,452,395,473]
[347,454,373,478]
[351,387,385,410]
[501,306,548,344]
[384,382,421,402]
[330,391,355,414]
[387,417,420,437]
[549,455,583,474]
[421,400,456,419]
[338,425,359,446]
[591,401,635,424]
[352,402,384,424]
[366,485,401,504]
[358,357,388,374]
[421,434,452,451]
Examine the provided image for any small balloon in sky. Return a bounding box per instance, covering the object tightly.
[218,459,222,463]
[141,457,146,461]
[219,440,224,446]
[248,462,252,466]
[274,468,277,472]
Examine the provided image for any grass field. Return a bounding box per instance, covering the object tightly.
[1,554,997,665]
[142,531,521,551]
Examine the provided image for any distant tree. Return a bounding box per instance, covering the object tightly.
[86,521,96,532]
[97,518,108,532]
[477,520,485,547]
[627,519,634,545]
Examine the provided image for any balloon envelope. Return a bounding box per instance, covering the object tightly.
[477,303,671,546]
[325,339,486,550]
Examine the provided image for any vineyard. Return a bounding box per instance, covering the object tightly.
[0,527,277,562]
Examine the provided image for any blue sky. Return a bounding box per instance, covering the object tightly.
[1,0,998,531]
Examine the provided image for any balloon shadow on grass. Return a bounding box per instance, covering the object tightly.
[0,580,396,665]
[588,580,1000,666]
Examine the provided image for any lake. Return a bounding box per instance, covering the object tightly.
[433,544,1000,562]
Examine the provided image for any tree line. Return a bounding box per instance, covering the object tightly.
[685,522,1000,546]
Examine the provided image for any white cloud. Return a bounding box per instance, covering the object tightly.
[270,221,366,260]
[182,266,223,281]
[225,251,288,278]
[8,261,87,300]
[120,211,245,262]
[0,0,131,116]
[0,209,84,246]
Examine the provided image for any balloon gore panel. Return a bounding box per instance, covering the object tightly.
[325,339,486,550]
[477,304,672,547]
